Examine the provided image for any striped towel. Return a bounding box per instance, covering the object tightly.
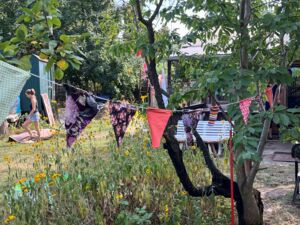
[208,105,219,125]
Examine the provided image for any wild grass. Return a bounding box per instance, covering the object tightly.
[0,112,231,224]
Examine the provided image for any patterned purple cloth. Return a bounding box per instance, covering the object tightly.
[182,111,202,146]
[65,85,99,147]
[109,102,136,147]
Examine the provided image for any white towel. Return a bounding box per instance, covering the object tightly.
[0,61,30,124]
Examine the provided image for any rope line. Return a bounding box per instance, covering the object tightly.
[27,69,250,112]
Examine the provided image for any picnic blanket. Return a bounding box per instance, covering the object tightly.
[9,129,55,144]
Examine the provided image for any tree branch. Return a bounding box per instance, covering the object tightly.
[149,0,164,22]
[162,115,245,225]
[247,84,282,185]
[135,0,149,25]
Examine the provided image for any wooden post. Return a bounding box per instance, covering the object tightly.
[0,121,9,135]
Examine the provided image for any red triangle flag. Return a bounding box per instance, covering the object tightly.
[143,63,148,73]
[146,108,172,148]
[239,98,252,124]
[136,50,142,57]
[265,86,273,108]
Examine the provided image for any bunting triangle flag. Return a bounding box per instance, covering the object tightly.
[265,86,273,108]
[146,108,172,148]
[109,102,136,147]
[64,85,100,147]
[239,98,253,124]
[136,50,142,57]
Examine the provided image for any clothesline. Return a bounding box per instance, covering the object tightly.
[28,69,250,112]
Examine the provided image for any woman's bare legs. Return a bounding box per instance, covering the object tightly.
[22,119,33,138]
[34,121,41,141]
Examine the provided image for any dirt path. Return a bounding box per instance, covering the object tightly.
[256,141,300,225]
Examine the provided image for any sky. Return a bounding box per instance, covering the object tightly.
[114,0,189,37]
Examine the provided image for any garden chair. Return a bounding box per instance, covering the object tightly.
[175,120,232,156]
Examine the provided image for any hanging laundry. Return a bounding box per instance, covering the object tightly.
[0,61,30,124]
[208,105,219,125]
[159,68,168,107]
[290,67,300,78]
[182,111,203,146]
[146,108,172,148]
[109,102,136,147]
[239,98,253,124]
[64,85,100,147]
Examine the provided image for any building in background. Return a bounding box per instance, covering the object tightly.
[20,55,55,113]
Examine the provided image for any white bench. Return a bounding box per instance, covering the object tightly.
[175,120,232,156]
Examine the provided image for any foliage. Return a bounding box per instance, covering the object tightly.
[0,0,84,77]
[163,0,300,163]
[0,114,231,225]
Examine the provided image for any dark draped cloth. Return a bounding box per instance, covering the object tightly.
[182,111,202,146]
[64,85,100,147]
[108,102,136,147]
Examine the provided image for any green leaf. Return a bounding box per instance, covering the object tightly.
[274,105,286,112]
[49,40,58,53]
[279,114,290,126]
[46,57,56,72]
[287,108,300,113]
[68,60,81,70]
[51,17,61,28]
[273,113,280,124]
[19,55,32,70]
[54,68,64,80]
[15,25,28,41]
[60,34,70,43]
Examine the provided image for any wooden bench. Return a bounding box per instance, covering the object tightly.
[175,120,232,155]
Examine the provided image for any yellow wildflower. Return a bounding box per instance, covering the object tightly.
[34,176,40,183]
[16,178,27,185]
[23,188,29,193]
[115,193,124,200]
[34,172,46,183]
[140,95,147,103]
[145,168,151,175]
[38,172,46,178]
[34,154,41,162]
[3,155,12,164]
[165,205,169,217]
[52,173,61,179]
[4,215,16,223]
[146,151,151,156]
[180,191,187,196]
[191,145,197,150]
[124,150,130,157]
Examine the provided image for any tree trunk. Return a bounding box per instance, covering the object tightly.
[239,187,263,225]
[238,0,264,224]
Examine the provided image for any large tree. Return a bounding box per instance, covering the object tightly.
[127,0,300,225]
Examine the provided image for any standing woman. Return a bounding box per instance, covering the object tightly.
[22,89,41,140]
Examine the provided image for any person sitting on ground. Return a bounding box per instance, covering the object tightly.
[22,89,41,140]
